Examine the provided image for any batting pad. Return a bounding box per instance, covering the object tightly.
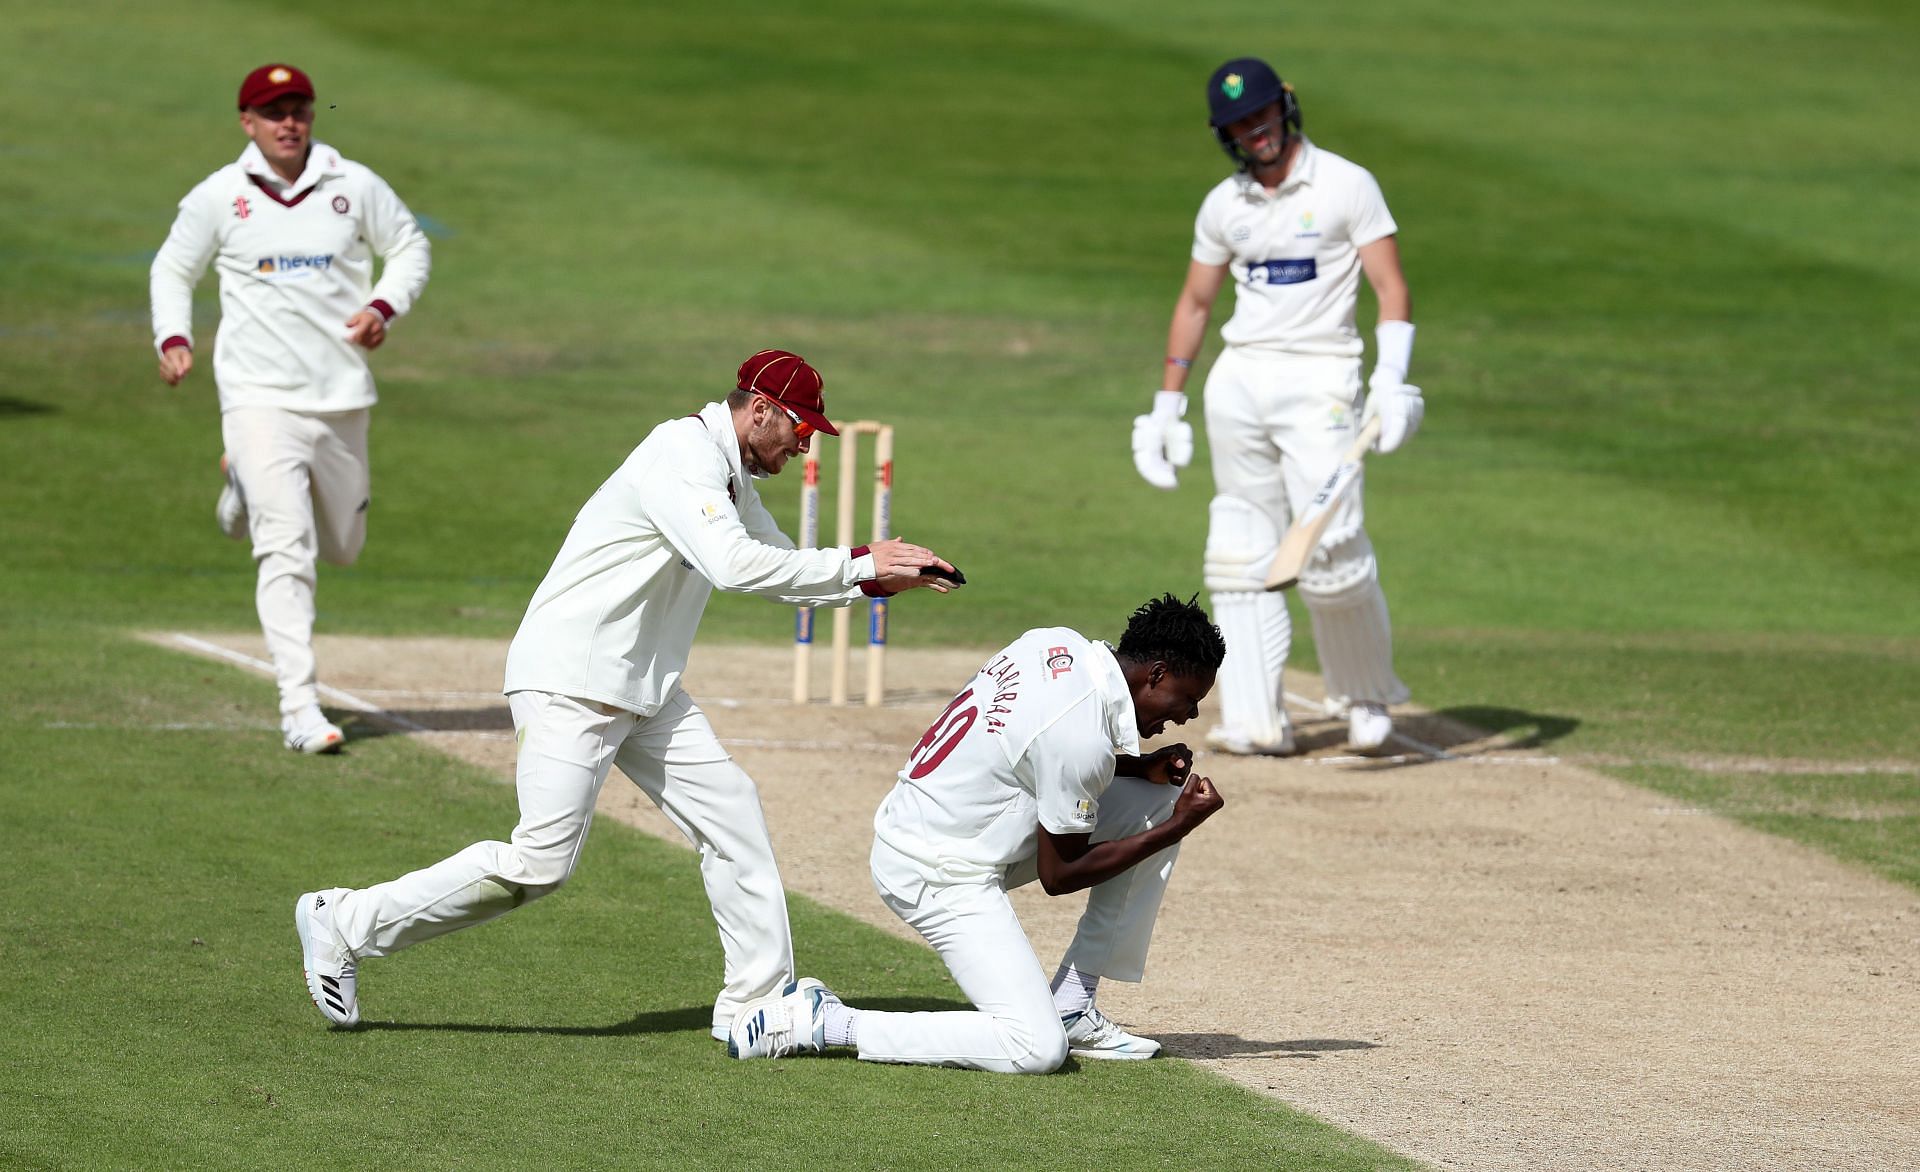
[1209,590,1292,746]
[1203,494,1281,593]
[1305,579,1409,710]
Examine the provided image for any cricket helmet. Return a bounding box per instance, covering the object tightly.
[1206,57,1301,169]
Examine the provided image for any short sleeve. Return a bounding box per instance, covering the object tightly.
[1346,167,1399,249]
[1190,189,1233,266]
[1017,694,1115,836]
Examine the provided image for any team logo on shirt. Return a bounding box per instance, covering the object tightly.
[1045,646,1074,679]
[1247,257,1317,285]
[332,195,351,214]
[1296,211,1320,239]
[1074,799,1095,820]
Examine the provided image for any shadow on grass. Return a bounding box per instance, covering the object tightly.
[1422,706,1579,749]
[353,996,971,1037]
[0,395,57,417]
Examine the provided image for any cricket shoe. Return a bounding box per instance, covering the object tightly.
[727,978,835,1059]
[295,889,360,1026]
[1063,1005,1161,1060]
[283,706,345,755]
[1347,702,1394,752]
[1205,720,1294,757]
[215,454,248,541]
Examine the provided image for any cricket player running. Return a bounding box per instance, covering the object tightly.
[1131,57,1421,754]
[295,350,960,1039]
[729,595,1226,1073]
[149,63,431,754]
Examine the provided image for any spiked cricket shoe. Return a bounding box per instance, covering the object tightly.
[295,889,360,1026]
[1348,702,1394,752]
[727,978,834,1059]
[1063,1005,1161,1060]
[283,706,345,754]
[216,455,248,541]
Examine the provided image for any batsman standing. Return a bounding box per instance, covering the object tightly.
[728,595,1226,1073]
[295,350,960,1041]
[149,63,432,754]
[1131,57,1422,754]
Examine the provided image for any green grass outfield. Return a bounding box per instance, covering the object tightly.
[2,0,1917,1164]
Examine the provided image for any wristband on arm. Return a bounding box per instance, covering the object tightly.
[1373,320,1415,385]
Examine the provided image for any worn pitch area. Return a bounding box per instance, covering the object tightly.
[158,632,1919,1172]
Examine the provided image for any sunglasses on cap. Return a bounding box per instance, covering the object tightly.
[757,393,815,440]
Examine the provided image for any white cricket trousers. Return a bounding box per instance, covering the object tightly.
[856,778,1181,1074]
[220,406,370,718]
[325,689,795,1034]
[1204,347,1408,709]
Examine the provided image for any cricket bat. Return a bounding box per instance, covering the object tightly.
[1263,415,1382,591]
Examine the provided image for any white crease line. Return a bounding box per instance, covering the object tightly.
[43,721,275,732]
[168,632,432,734]
[1301,753,1559,767]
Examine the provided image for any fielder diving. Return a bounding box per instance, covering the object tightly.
[728,594,1227,1073]
[1131,56,1424,755]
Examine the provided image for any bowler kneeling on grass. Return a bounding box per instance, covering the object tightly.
[727,594,1226,1073]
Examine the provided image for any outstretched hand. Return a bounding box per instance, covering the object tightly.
[869,537,962,594]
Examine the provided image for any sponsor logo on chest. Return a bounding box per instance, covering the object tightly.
[1246,257,1317,285]
[255,253,336,274]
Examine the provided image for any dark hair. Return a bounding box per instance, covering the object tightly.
[1116,593,1225,677]
[726,387,755,410]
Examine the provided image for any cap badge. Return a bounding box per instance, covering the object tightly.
[268,67,292,84]
[1222,73,1245,99]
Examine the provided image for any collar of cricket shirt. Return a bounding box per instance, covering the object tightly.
[1238,135,1318,203]
[1091,640,1143,757]
[238,140,347,200]
[697,400,751,491]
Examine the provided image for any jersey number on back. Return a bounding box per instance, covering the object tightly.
[905,688,978,780]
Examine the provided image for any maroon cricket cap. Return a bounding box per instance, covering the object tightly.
[238,64,315,110]
[736,349,838,437]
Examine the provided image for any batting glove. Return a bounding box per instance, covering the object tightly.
[1361,379,1424,454]
[1131,391,1193,490]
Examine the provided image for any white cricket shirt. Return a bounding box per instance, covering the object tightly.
[149,140,431,413]
[871,627,1141,889]
[1191,139,1397,358]
[502,401,879,716]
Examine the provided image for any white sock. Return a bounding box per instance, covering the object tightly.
[1051,963,1099,1018]
[823,1001,859,1048]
